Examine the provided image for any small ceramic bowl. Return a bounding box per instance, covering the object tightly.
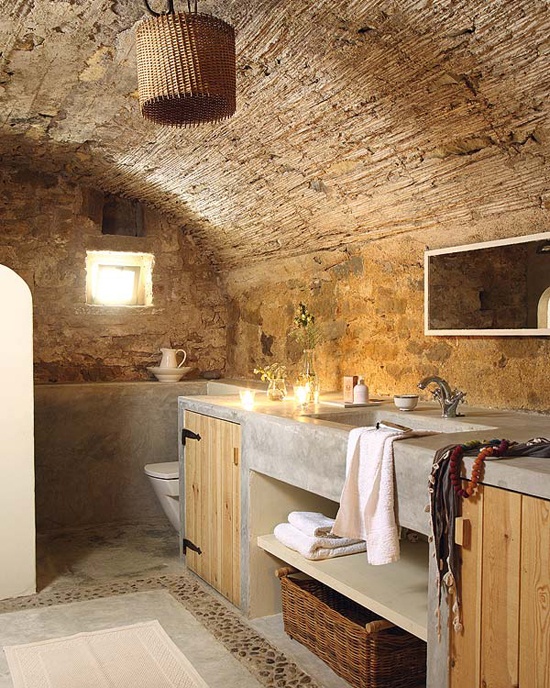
[393,394,419,411]
[147,366,192,383]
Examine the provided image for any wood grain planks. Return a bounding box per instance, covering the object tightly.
[450,487,484,688]
[480,486,521,688]
[519,495,550,688]
[184,411,241,606]
[452,486,550,688]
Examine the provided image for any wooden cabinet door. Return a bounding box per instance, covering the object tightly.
[519,495,550,688]
[451,486,550,688]
[479,487,522,688]
[450,486,484,688]
[184,411,241,606]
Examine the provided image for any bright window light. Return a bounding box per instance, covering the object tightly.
[94,265,139,305]
[86,251,154,307]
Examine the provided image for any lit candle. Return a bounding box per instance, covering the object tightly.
[313,387,320,404]
[239,389,256,411]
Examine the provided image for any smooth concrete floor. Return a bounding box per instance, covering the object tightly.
[0,591,261,688]
[3,522,350,687]
[36,522,185,591]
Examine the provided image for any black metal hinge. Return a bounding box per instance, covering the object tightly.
[181,428,202,445]
[183,538,202,555]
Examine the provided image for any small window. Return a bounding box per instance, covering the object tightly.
[86,251,154,307]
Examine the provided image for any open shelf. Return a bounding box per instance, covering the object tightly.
[257,533,429,641]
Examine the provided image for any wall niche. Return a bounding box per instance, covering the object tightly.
[102,194,145,237]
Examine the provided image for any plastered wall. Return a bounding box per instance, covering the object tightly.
[34,381,205,532]
[0,167,228,382]
[225,220,550,414]
[0,265,35,599]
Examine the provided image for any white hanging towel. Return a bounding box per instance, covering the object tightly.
[333,427,414,565]
[287,511,335,537]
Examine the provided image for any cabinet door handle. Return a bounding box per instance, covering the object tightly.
[182,538,202,555]
[182,428,202,445]
[233,447,239,466]
[455,517,471,547]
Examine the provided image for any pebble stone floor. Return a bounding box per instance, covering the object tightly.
[0,522,351,688]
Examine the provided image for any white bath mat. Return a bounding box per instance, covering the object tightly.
[4,620,208,688]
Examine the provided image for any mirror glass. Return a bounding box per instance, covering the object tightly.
[425,233,550,336]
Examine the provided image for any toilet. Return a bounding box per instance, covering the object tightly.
[144,462,181,532]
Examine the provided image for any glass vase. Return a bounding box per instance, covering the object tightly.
[299,348,320,404]
[267,378,287,401]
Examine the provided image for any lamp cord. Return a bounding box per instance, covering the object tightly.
[143,0,198,16]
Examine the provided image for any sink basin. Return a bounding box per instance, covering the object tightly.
[306,406,497,434]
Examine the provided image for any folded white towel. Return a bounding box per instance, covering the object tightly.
[304,541,367,561]
[333,427,435,566]
[274,523,365,560]
[288,511,335,537]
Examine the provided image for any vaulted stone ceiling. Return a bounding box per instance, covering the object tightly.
[1,0,549,269]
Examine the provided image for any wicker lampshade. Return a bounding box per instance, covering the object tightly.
[136,11,236,127]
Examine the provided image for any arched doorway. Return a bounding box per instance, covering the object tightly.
[0,264,36,600]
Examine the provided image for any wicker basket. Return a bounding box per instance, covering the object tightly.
[276,568,426,688]
[136,12,236,127]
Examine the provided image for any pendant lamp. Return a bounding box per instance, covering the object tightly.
[136,0,236,127]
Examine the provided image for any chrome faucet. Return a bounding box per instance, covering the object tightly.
[417,376,466,418]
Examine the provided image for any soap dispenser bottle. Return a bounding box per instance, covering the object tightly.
[353,376,369,404]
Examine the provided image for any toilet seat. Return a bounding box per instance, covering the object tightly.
[144,462,179,480]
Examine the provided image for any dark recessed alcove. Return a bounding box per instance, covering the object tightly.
[102,195,145,237]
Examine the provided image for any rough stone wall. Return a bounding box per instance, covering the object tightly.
[225,217,550,414]
[0,167,228,382]
[1,1,549,269]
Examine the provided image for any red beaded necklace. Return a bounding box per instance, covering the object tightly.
[449,439,510,498]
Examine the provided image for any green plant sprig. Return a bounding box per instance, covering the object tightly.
[253,363,288,381]
[291,302,322,349]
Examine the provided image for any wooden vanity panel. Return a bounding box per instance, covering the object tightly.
[218,418,241,603]
[450,486,484,688]
[184,411,208,581]
[519,495,550,688]
[231,444,241,606]
[184,411,241,606]
[206,415,220,589]
[480,487,521,688]
[184,411,198,573]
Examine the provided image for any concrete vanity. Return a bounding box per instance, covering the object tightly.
[178,387,550,687]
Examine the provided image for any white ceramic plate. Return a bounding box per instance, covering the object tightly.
[147,366,191,382]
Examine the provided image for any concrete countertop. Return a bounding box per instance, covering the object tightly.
[178,390,550,535]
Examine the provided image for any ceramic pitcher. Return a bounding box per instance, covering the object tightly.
[159,348,187,368]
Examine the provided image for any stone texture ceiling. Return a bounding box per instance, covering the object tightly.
[1,0,549,269]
